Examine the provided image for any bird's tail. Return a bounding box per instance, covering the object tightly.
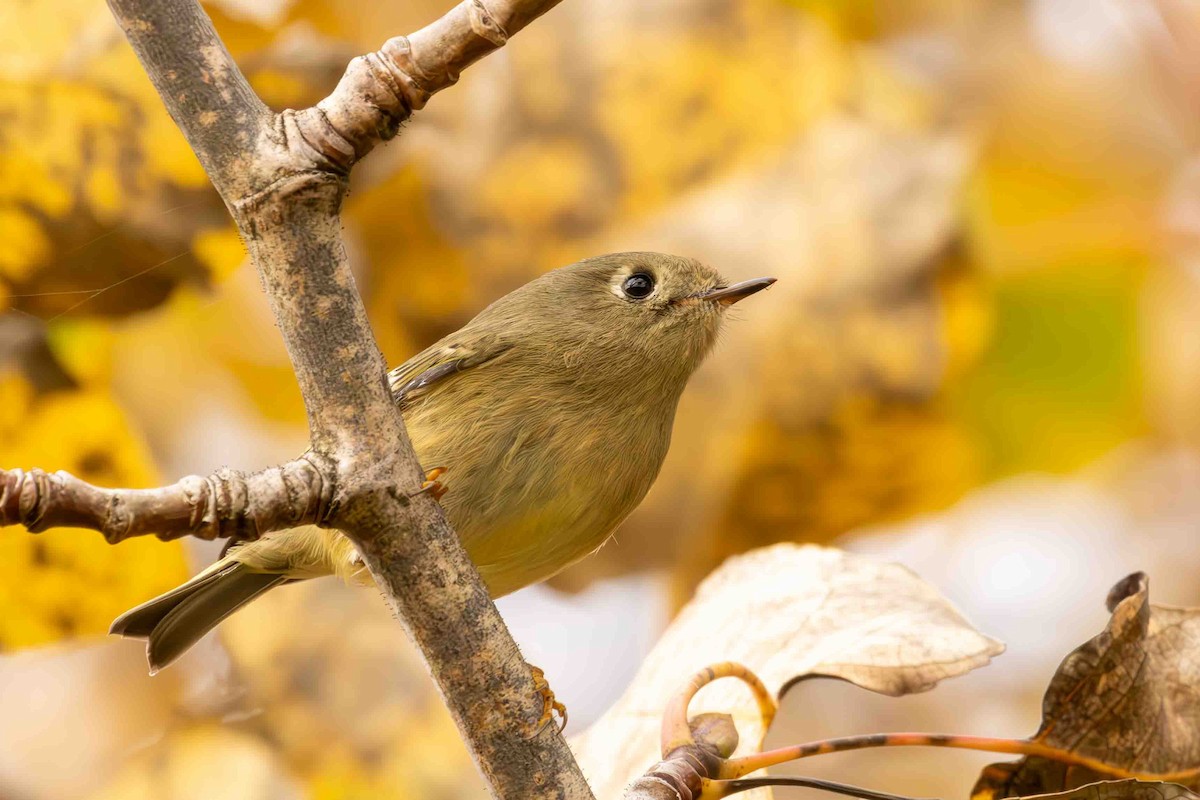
[112,527,363,672]
[110,560,287,674]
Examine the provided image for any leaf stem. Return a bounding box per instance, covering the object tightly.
[719,733,1200,783]
[705,775,938,800]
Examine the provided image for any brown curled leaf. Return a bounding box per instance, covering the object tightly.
[973,574,1200,800]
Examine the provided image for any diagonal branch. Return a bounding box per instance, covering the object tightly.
[60,0,595,798]
[0,459,332,544]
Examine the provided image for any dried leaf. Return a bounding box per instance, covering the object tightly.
[973,573,1200,800]
[1015,781,1200,800]
[571,544,1003,799]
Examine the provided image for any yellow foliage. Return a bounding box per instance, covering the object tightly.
[784,0,977,39]
[247,69,313,110]
[46,318,118,386]
[0,73,216,319]
[853,46,945,133]
[0,0,101,76]
[0,81,126,224]
[0,374,189,649]
[0,3,239,322]
[305,709,471,800]
[937,259,995,382]
[597,12,847,217]
[0,206,52,282]
[963,45,1177,276]
[479,138,600,233]
[684,392,982,596]
[191,226,248,284]
[948,260,1147,476]
[348,166,475,364]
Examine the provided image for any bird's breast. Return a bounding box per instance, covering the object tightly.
[404,380,675,597]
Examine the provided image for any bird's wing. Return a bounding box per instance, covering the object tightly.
[388,329,515,408]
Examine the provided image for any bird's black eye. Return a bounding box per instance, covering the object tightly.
[622,272,655,300]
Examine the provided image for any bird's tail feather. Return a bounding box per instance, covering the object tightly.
[110,563,287,673]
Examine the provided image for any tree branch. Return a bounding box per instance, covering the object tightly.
[291,0,565,170]
[0,459,330,543]
[53,0,593,797]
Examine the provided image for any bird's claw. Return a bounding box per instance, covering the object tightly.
[528,664,567,736]
[413,466,448,501]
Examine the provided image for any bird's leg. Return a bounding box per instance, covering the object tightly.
[413,466,448,501]
[529,664,567,734]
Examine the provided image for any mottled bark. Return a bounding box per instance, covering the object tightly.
[4,0,592,797]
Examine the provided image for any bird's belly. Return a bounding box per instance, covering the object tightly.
[461,502,604,597]
[411,409,667,598]
[447,466,634,598]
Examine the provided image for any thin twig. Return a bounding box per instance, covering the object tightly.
[720,733,1200,784]
[710,776,937,800]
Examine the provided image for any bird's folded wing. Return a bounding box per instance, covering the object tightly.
[388,330,515,408]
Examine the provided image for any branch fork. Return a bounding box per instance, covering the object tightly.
[10,0,588,797]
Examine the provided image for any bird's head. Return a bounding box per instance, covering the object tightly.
[503,252,775,395]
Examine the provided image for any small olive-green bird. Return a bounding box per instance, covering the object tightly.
[111,252,774,671]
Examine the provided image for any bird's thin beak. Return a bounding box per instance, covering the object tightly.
[701,277,777,306]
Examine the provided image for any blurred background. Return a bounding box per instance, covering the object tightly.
[3,0,1200,797]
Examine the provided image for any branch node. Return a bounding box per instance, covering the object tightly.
[642,755,705,800]
[374,35,430,113]
[276,108,355,176]
[0,468,48,532]
[173,469,247,541]
[469,0,510,47]
[216,467,252,539]
[299,451,338,527]
[178,474,211,532]
[104,485,132,543]
[374,37,427,107]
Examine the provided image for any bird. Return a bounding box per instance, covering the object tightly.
[111,252,775,676]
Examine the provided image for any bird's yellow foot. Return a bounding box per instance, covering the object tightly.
[529,664,567,734]
[416,466,448,501]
